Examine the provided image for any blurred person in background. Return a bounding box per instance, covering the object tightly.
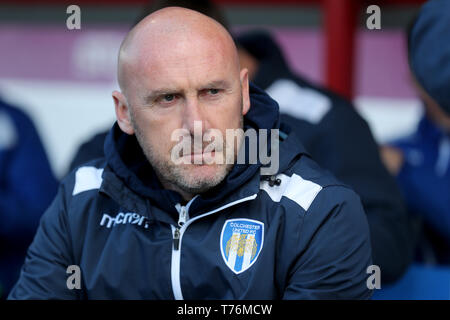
[381,0,450,265]
[0,97,58,298]
[68,0,414,284]
[235,30,414,283]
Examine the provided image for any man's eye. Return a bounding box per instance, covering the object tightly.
[163,94,175,102]
[208,89,219,95]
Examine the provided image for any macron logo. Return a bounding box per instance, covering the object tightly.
[100,212,150,229]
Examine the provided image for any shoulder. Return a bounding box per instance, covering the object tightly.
[260,154,362,218]
[58,160,109,214]
[70,163,106,196]
[258,155,371,280]
[266,76,365,128]
[267,78,333,125]
[0,100,40,148]
[0,100,37,131]
[0,105,18,150]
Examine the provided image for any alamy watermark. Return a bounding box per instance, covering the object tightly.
[366,5,381,30]
[66,4,381,31]
[66,5,81,30]
[366,265,381,289]
[66,265,81,290]
[65,263,381,291]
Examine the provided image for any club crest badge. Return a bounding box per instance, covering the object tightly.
[220,218,264,274]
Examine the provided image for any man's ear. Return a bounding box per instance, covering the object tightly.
[240,68,251,116]
[112,90,135,135]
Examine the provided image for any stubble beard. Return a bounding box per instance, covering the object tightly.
[131,113,243,196]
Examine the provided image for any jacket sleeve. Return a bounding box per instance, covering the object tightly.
[310,101,415,283]
[282,186,373,300]
[7,183,80,300]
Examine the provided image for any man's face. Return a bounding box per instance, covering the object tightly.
[124,36,249,196]
[413,76,450,132]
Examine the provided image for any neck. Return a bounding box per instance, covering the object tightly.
[156,173,196,202]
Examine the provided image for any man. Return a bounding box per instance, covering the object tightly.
[0,98,58,298]
[9,7,372,299]
[68,1,412,285]
[382,0,450,264]
[236,30,414,283]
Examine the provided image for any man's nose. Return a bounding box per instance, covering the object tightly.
[182,96,210,135]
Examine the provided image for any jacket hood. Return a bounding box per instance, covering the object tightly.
[409,0,450,115]
[235,30,293,90]
[104,83,307,216]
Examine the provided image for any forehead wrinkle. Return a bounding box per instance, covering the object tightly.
[118,7,240,96]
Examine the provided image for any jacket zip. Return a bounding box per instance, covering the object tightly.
[173,228,180,250]
[172,196,198,251]
[170,193,258,300]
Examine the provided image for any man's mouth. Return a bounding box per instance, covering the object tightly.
[180,150,217,164]
[192,150,214,159]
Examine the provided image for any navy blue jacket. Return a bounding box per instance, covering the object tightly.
[236,30,414,283]
[9,85,372,299]
[0,98,58,298]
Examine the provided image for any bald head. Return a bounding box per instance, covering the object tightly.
[112,7,251,200]
[117,7,240,97]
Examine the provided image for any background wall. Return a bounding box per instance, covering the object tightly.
[0,1,423,178]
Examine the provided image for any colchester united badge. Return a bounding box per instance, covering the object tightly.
[220,218,264,274]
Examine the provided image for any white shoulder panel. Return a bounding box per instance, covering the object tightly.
[72,166,104,196]
[266,79,331,124]
[260,173,323,211]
